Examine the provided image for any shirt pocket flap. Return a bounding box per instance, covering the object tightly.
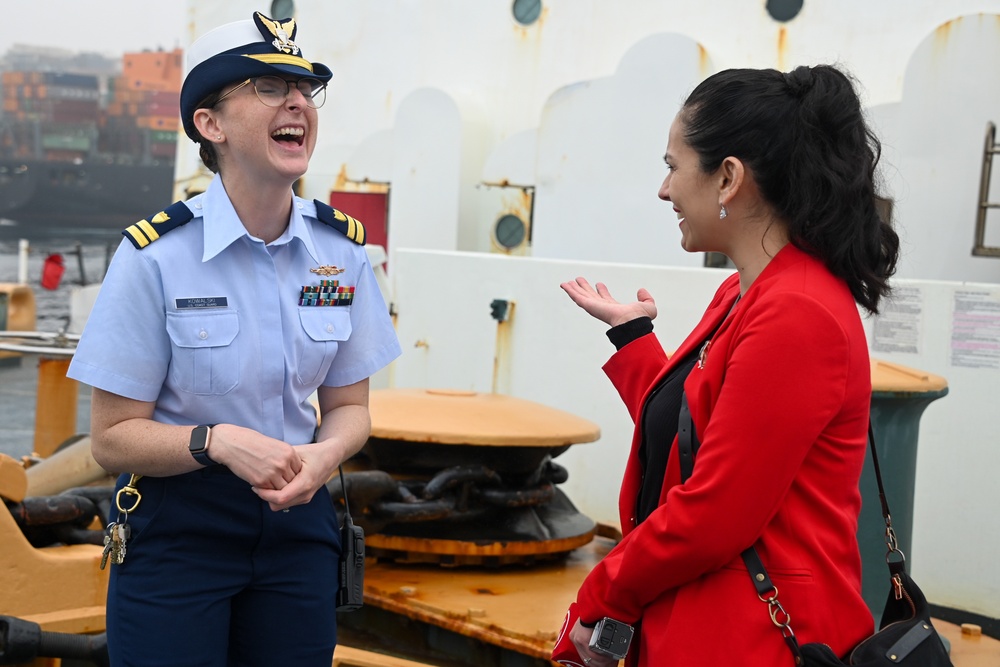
[299,308,352,342]
[166,310,239,348]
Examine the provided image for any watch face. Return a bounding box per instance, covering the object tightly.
[190,425,210,452]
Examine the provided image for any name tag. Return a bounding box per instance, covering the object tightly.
[175,297,229,310]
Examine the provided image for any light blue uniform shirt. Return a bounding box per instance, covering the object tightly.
[68,176,401,446]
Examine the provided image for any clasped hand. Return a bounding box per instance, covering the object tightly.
[209,425,333,511]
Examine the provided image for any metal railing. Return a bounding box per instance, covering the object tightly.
[974,122,1000,257]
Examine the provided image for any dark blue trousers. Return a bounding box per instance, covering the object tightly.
[106,467,340,667]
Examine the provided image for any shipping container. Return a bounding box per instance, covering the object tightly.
[149,141,177,159]
[149,130,177,144]
[41,134,92,152]
[45,72,99,88]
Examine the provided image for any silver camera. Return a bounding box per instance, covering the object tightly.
[588,617,634,660]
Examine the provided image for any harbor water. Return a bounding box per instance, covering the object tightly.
[0,232,118,330]
[0,231,116,461]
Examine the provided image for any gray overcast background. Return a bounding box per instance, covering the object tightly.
[1,1,187,57]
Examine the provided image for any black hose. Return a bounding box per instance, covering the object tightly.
[0,615,108,667]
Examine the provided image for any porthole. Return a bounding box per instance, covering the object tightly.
[493,214,527,250]
[512,0,542,27]
[271,0,295,19]
[766,0,803,22]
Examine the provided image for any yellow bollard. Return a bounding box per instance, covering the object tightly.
[32,357,78,459]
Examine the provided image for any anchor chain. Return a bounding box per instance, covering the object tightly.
[326,457,569,530]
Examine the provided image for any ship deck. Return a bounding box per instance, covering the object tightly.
[1,354,997,666]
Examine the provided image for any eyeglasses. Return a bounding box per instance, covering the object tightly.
[216,75,327,109]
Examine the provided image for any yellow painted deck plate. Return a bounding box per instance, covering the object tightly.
[361,538,615,660]
[871,358,948,394]
[369,389,601,446]
[359,537,1000,666]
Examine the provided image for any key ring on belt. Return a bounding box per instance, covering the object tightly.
[115,474,144,515]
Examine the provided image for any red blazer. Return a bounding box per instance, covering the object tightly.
[574,245,874,666]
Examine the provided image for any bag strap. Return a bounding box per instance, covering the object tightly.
[677,394,897,661]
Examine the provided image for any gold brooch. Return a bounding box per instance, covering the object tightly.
[310,265,345,276]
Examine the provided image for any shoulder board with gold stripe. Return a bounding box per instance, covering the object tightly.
[122,201,194,249]
[313,200,366,245]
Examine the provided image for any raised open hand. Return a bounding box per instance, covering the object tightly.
[560,277,657,327]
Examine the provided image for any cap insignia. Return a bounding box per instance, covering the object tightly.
[254,12,300,55]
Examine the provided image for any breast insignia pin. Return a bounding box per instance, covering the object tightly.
[310,265,345,276]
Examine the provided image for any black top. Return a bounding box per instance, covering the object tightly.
[634,349,700,523]
[606,317,702,525]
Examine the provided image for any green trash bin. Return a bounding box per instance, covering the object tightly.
[860,359,948,620]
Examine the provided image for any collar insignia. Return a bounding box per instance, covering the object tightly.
[253,11,300,55]
[311,265,345,276]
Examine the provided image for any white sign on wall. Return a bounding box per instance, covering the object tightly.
[950,289,1000,369]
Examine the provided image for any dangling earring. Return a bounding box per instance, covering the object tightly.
[719,205,728,219]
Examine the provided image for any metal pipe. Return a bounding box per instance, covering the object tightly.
[17,240,28,285]
[74,242,87,286]
[491,299,515,394]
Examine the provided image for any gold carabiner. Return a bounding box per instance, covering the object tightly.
[759,586,793,631]
[115,474,144,515]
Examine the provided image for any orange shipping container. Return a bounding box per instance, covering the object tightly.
[147,116,179,131]
[122,48,183,94]
[143,102,180,116]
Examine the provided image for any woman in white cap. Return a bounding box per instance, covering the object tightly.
[68,11,400,666]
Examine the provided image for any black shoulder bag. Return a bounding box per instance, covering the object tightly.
[677,394,954,666]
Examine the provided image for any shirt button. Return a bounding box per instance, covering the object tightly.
[199,329,208,340]
[326,324,334,333]
[195,202,203,209]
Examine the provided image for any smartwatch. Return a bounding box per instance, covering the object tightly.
[189,424,217,466]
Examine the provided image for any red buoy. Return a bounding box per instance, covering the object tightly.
[41,253,65,290]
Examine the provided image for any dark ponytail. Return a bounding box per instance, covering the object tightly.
[680,66,899,314]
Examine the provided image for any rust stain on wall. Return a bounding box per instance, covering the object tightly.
[513,5,548,41]
[333,163,349,191]
[930,15,993,61]
[698,44,710,78]
[777,26,788,71]
[518,188,533,214]
[934,17,956,51]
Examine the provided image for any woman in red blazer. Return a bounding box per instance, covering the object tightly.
[557,66,899,666]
